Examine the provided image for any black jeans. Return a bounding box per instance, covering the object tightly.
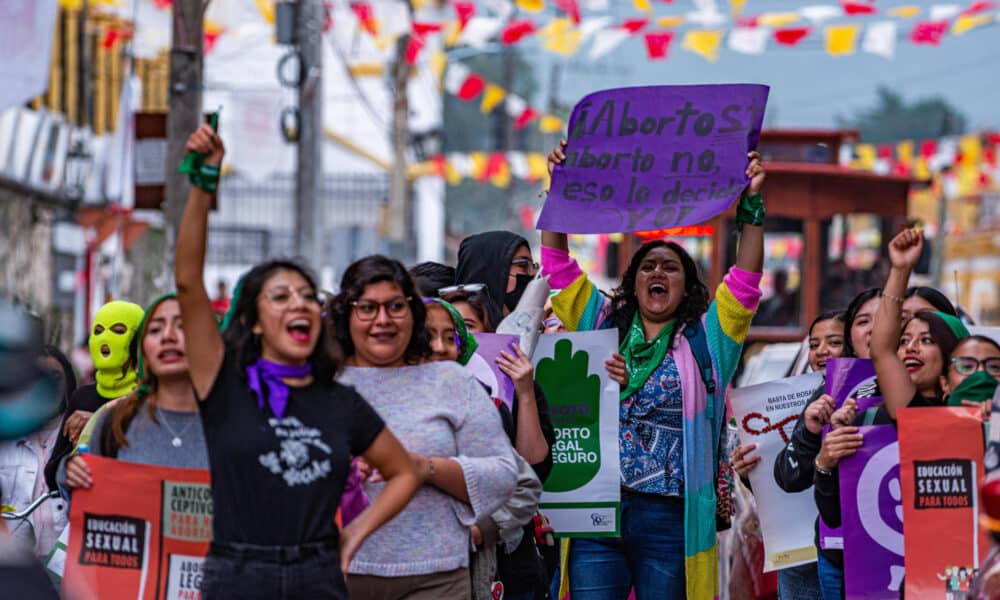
[201,540,348,600]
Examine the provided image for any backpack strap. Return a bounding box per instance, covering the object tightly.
[683,321,716,395]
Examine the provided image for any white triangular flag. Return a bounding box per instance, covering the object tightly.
[507,152,530,179]
[929,4,961,20]
[444,62,471,95]
[862,21,896,59]
[688,0,727,26]
[589,27,631,59]
[728,26,769,54]
[482,0,514,20]
[457,17,503,48]
[800,5,842,22]
[505,94,528,119]
[449,153,474,177]
[579,16,613,42]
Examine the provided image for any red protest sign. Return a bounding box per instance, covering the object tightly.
[63,455,211,600]
[898,407,987,599]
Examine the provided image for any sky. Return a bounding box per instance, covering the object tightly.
[521,0,1000,135]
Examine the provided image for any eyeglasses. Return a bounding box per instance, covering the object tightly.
[351,297,412,322]
[951,356,1000,377]
[510,257,539,276]
[263,286,326,307]
[438,283,486,296]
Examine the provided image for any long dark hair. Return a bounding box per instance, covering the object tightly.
[42,345,76,415]
[222,260,342,382]
[905,286,956,316]
[441,289,498,333]
[843,287,881,358]
[903,311,965,398]
[809,310,845,338]
[331,255,431,365]
[608,240,710,343]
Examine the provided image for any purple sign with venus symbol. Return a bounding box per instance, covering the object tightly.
[536,84,770,235]
[840,425,904,599]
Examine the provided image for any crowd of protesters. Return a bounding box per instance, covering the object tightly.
[2,125,999,600]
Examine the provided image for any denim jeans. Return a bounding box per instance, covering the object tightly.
[778,562,821,599]
[201,542,348,599]
[816,552,844,600]
[569,491,685,600]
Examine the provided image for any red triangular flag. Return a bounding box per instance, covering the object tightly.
[910,20,948,45]
[621,18,649,34]
[643,31,674,60]
[413,22,444,36]
[483,153,508,180]
[351,2,377,36]
[152,0,171,8]
[554,0,581,24]
[737,16,760,27]
[878,144,893,160]
[456,73,486,100]
[987,133,1000,146]
[842,1,877,15]
[501,19,537,45]
[323,1,334,32]
[431,155,447,177]
[919,139,938,158]
[515,107,540,130]
[405,34,426,65]
[454,2,476,29]
[773,27,811,46]
[204,28,224,53]
[963,1,997,15]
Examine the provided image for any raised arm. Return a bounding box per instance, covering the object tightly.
[541,140,570,254]
[734,151,766,274]
[174,125,226,398]
[870,229,923,419]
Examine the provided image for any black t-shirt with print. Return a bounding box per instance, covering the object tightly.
[199,356,384,546]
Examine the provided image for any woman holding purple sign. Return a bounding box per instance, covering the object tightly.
[542,142,766,599]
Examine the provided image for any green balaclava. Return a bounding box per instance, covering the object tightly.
[89,300,145,399]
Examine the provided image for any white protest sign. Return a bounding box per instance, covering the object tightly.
[534,329,621,536]
[731,371,823,571]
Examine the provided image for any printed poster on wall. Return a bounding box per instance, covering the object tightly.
[467,333,519,411]
[62,455,212,600]
[533,329,621,537]
[840,425,904,600]
[899,406,987,599]
[537,84,769,234]
[731,372,823,571]
[821,358,885,550]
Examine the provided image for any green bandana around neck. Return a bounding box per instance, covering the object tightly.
[426,298,478,366]
[933,310,970,341]
[134,293,178,400]
[947,370,998,406]
[619,313,676,401]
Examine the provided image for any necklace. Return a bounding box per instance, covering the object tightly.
[156,406,197,448]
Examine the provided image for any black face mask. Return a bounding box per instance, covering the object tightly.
[505,274,533,312]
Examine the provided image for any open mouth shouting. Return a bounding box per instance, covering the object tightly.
[903,357,924,373]
[648,282,668,300]
[100,344,111,358]
[157,349,185,364]
[286,318,313,344]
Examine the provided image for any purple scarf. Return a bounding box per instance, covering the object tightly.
[245,359,312,419]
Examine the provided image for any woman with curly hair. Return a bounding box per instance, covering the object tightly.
[542,141,766,599]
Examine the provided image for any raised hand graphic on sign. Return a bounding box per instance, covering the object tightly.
[536,339,601,492]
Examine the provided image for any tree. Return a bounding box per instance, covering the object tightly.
[835,86,967,143]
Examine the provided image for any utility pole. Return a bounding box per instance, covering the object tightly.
[296,0,324,272]
[162,0,204,288]
[386,1,414,255]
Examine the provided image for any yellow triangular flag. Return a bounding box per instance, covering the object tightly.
[634,0,652,12]
[516,0,545,12]
[897,140,915,168]
[540,18,584,56]
[682,30,723,62]
[952,14,991,35]
[480,84,507,114]
[254,0,275,24]
[412,0,429,10]
[490,160,512,188]
[888,6,920,18]
[855,144,876,171]
[445,160,463,186]
[59,0,84,9]
[469,153,489,180]
[430,51,448,82]
[527,153,550,182]
[444,21,463,47]
[656,16,685,28]
[959,135,982,166]
[824,24,859,57]
[539,115,565,134]
[758,12,800,27]
[913,157,930,180]
[729,0,747,15]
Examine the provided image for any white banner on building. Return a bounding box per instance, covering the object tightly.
[0,1,58,112]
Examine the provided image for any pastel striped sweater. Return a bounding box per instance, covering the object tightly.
[542,245,762,600]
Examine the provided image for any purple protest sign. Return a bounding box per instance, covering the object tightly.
[820,358,885,550]
[466,333,519,410]
[536,84,770,235]
[840,425,904,599]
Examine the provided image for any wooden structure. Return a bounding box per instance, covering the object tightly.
[625,130,915,342]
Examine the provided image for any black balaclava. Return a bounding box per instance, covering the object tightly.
[455,231,531,327]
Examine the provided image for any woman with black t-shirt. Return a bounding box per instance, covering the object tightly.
[174,124,420,600]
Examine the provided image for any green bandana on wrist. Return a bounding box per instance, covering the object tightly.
[947,370,998,406]
[619,313,675,401]
[178,112,221,193]
[736,191,765,228]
